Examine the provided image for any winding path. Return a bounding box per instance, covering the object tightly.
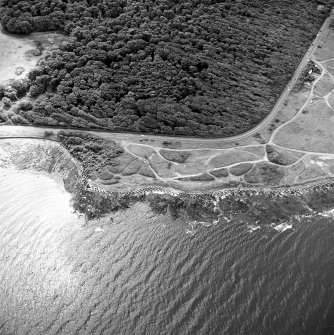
[1,10,334,189]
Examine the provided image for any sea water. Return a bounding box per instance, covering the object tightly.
[0,170,334,335]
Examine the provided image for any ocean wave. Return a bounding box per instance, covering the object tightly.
[272,222,294,233]
[0,167,333,334]
[318,209,334,218]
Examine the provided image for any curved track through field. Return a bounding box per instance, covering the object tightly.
[1,10,334,189]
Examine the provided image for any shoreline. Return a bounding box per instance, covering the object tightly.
[74,168,334,224]
[0,7,333,218]
[0,136,333,225]
[0,135,333,197]
[2,125,334,192]
[85,172,334,198]
[0,145,332,227]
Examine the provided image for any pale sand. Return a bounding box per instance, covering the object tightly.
[0,27,66,85]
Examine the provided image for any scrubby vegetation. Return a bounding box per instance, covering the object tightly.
[244,162,285,185]
[0,79,30,101]
[209,168,228,178]
[70,181,146,220]
[159,149,191,163]
[147,193,218,221]
[57,131,124,178]
[1,0,333,136]
[266,144,302,166]
[178,173,214,182]
[292,60,320,92]
[230,163,253,176]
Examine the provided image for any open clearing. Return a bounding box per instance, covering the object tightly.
[0,29,66,85]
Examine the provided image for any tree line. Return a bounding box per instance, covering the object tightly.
[1,0,333,136]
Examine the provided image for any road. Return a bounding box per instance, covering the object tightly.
[101,9,333,144]
[51,9,334,145]
[0,9,332,147]
[60,8,333,145]
[228,9,334,143]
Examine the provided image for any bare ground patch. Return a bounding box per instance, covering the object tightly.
[307,155,334,175]
[0,30,66,85]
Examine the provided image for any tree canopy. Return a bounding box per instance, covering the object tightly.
[1,0,333,136]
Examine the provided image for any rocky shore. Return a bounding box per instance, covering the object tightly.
[70,170,334,226]
[1,137,333,226]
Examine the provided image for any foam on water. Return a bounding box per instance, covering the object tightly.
[319,209,334,218]
[1,168,334,335]
[247,224,261,233]
[0,169,85,332]
[272,222,294,232]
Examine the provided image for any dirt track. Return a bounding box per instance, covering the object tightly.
[1,11,334,191]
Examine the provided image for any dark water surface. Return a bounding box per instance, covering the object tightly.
[1,171,334,335]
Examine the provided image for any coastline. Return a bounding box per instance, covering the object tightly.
[0,136,333,227]
[1,11,334,195]
[1,6,334,335]
[0,3,333,224]
[70,163,334,225]
[1,135,333,192]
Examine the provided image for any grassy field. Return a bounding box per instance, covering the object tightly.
[1,10,334,191]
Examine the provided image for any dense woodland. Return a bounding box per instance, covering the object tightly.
[0,0,333,136]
